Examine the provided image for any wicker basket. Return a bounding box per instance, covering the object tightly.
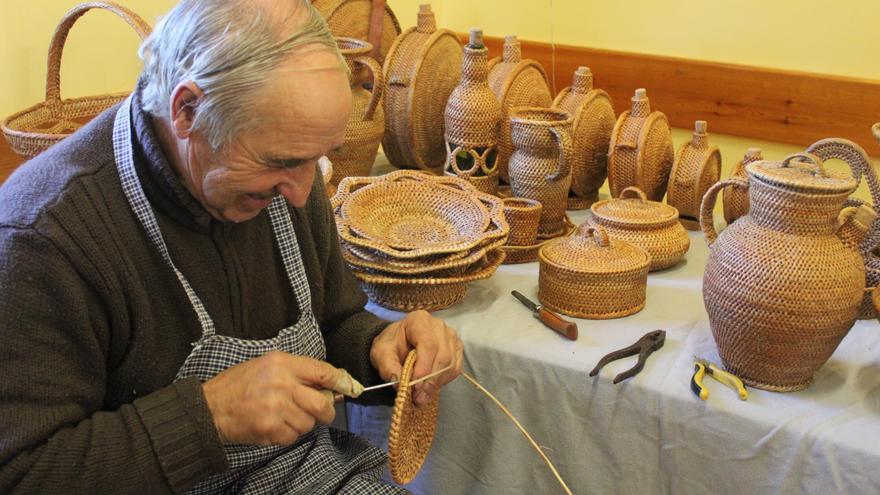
[487,35,553,184]
[313,0,401,64]
[342,236,506,276]
[501,216,575,264]
[502,197,542,246]
[381,4,462,172]
[722,148,763,225]
[389,350,439,484]
[591,186,690,271]
[667,121,722,230]
[1,2,152,158]
[607,88,674,201]
[552,67,616,210]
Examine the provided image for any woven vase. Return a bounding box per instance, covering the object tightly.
[508,107,573,236]
[443,28,502,195]
[326,38,384,186]
[701,153,865,392]
[552,66,616,209]
[722,148,763,225]
[667,121,722,230]
[607,88,674,201]
[487,35,553,184]
[313,0,401,64]
[805,137,880,320]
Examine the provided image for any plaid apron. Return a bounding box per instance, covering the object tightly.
[113,96,406,494]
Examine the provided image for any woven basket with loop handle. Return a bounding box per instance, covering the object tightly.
[722,148,763,225]
[381,4,462,173]
[313,0,401,64]
[667,120,722,230]
[1,2,152,158]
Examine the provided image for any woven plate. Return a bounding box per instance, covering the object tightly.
[382,4,462,172]
[487,35,553,183]
[667,121,721,230]
[341,236,507,276]
[313,0,401,64]
[389,350,439,485]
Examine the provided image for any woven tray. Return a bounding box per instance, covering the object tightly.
[341,236,507,276]
[381,4,462,172]
[313,0,401,64]
[1,2,152,158]
[607,88,674,201]
[722,148,763,225]
[487,35,553,183]
[389,350,439,484]
[666,121,722,230]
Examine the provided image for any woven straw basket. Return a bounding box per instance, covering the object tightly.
[591,186,690,271]
[607,88,674,201]
[1,2,151,158]
[539,223,650,318]
[381,4,462,173]
[667,121,722,230]
[502,197,542,246]
[389,350,439,484]
[487,35,553,184]
[722,148,763,225]
[552,66,616,209]
[313,0,401,64]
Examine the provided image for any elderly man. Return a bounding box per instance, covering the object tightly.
[0,0,462,492]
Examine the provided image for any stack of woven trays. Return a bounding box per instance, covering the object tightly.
[331,170,509,311]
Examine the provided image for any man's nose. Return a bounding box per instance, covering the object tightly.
[275,165,316,208]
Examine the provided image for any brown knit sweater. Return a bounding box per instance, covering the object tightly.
[0,89,393,493]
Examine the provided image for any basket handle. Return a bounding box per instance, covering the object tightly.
[700,177,749,245]
[547,126,572,182]
[780,152,827,177]
[576,222,610,248]
[873,123,880,144]
[355,56,384,121]
[45,2,152,113]
[619,186,648,202]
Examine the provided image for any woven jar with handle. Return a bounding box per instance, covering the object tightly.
[700,153,865,392]
[508,107,574,236]
[313,0,401,64]
[552,67,616,210]
[502,197,542,247]
[590,186,690,271]
[1,1,152,158]
[443,28,502,195]
[487,35,553,184]
[325,38,384,186]
[805,137,880,320]
[722,148,763,225]
[667,121,722,230]
[381,4,462,173]
[607,88,674,201]
[539,223,650,319]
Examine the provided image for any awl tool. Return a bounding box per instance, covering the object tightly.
[511,291,578,340]
[691,358,748,401]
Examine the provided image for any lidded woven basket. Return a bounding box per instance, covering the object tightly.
[381,4,462,173]
[1,1,152,158]
[539,223,650,319]
[591,186,690,271]
[607,88,674,201]
[313,0,401,64]
[667,121,722,230]
[552,66,616,209]
[487,35,553,183]
[722,148,763,225]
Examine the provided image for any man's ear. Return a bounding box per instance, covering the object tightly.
[169,81,205,139]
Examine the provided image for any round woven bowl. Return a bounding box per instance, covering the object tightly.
[341,236,507,276]
[389,350,439,485]
[667,121,721,230]
[1,2,152,158]
[502,197,542,246]
[313,0,401,64]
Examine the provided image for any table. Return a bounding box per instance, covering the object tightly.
[346,206,880,495]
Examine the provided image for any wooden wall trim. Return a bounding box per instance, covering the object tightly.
[472,34,880,155]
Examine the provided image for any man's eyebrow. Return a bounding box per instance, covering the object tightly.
[266,157,309,168]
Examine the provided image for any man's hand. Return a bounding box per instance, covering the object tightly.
[370,310,464,406]
[201,351,342,446]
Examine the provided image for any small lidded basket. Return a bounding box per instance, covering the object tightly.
[590,186,689,271]
[538,224,650,319]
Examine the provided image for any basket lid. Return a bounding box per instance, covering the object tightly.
[591,187,678,226]
[747,153,857,194]
[540,224,650,274]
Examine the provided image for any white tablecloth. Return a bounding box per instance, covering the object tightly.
[346,206,880,495]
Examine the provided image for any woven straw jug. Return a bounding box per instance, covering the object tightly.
[508,107,573,236]
[667,121,722,230]
[700,153,865,392]
[487,35,553,184]
[444,28,502,195]
[722,148,763,225]
[326,38,384,186]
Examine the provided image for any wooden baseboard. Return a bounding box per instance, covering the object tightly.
[471,35,880,155]
[0,138,25,185]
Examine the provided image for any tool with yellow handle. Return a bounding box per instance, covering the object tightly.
[691,359,748,401]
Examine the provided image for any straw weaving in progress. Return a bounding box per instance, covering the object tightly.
[388,351,439,485]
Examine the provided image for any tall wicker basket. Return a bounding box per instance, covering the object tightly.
[1,2,152,158]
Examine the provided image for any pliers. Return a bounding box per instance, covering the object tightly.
[589,330,666,384]
[691,359,748,401]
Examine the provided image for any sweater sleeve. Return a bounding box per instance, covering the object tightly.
[0,226,227,493]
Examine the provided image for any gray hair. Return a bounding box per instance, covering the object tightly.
[139,0,344,150]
